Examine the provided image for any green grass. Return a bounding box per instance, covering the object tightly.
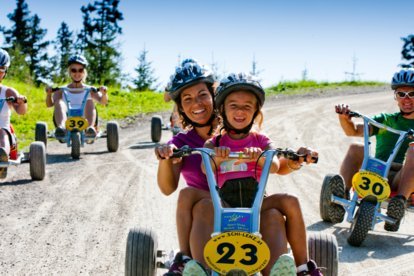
[3,80,173,150]
[2,79,385,150]
[266,80,386,95]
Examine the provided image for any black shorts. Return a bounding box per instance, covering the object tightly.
[219,177,258,208]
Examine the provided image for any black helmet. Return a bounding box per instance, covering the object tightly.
[166,59,215,101]
[0,48,11,67]
[391,69,414,90]
[215,72,265,108]
[68,54,88,67]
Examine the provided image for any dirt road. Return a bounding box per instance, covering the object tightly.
[0,88,413,275]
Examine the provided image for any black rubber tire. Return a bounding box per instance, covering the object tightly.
[29,142,46,180]
[151,116,162,143]
[35,122,48,148]
[308,232,339,276]
[347,196,377,247]
[106,121,119,152]
[320,174,346,223]
[125,227,157,276]
[71,132,81,159]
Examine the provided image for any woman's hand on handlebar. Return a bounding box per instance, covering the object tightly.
[155,143,182,164]
[296,146,318,165]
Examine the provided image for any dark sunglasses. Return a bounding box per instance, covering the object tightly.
[70,68,84,73]
[0,67,7,73]
[395,91,414,99]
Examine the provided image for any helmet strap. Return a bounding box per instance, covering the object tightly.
[180,111,216,136]
[222,110,258,135]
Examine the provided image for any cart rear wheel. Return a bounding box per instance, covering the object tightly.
[308,232,339,276]
[106,121,119,152]
[71,132,81,159]
[35,122,48,148]
[151,116,162,143]
[125,227,157,276]
[29,142,46,180]
[320,174,346,223]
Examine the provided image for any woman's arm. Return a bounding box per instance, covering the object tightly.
[155,143,182,195]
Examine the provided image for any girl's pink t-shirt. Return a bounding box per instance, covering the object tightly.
[210,133,272,187]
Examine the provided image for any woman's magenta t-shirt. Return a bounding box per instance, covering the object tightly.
[168,129,209,191]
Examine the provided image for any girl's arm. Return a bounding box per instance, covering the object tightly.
[6,87,27,115]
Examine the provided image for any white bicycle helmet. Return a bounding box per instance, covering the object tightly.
[0,48,11,67]
[165,59,215,101]
[391,69,414,90]
[68,54,88,67]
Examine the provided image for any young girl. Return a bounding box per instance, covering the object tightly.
[201,72,323,276]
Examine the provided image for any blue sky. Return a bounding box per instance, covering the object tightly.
[0,0,413,89]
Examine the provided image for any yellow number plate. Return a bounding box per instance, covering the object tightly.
[65,117,88,131]
[352,171,391,201]
[204,231,270,275]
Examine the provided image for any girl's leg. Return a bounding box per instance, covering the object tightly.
[262,194,308,266]
[260,208,288,276]
[176,187,210,256]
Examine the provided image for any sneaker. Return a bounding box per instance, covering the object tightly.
[55,127,66,139]
[85,127,97,138]
[384,195,406,232]
[270,254,296,276]
[0,147,8,179]
[164,252,191,275]
[297,260,323,276]
[329,174,346,223]
[182,260,209,276]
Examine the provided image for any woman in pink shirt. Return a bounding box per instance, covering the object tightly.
[155,60,289,275]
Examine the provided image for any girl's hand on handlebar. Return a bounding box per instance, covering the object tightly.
[99,86,108,94]
[243,147,263,161]
[213,146,230,163]
[16,95,27,104]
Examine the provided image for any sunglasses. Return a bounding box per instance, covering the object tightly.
[70,68,84,73]
[0,67,7,73]
[395,91,414,99]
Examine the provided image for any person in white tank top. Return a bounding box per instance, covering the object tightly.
[0,48,28,178]
[45,54,108,138]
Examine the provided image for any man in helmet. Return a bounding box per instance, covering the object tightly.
[0,48,28,178]
[335,68,414,232]
[45,54,108,139]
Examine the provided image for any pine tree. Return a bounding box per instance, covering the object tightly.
[401,34,414,68]
[1,0,49,84]
[51,22,74,83]
[2,0,31,50]
[26,14,49,84]
[79,0,123,85]
[133,47,157,92]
